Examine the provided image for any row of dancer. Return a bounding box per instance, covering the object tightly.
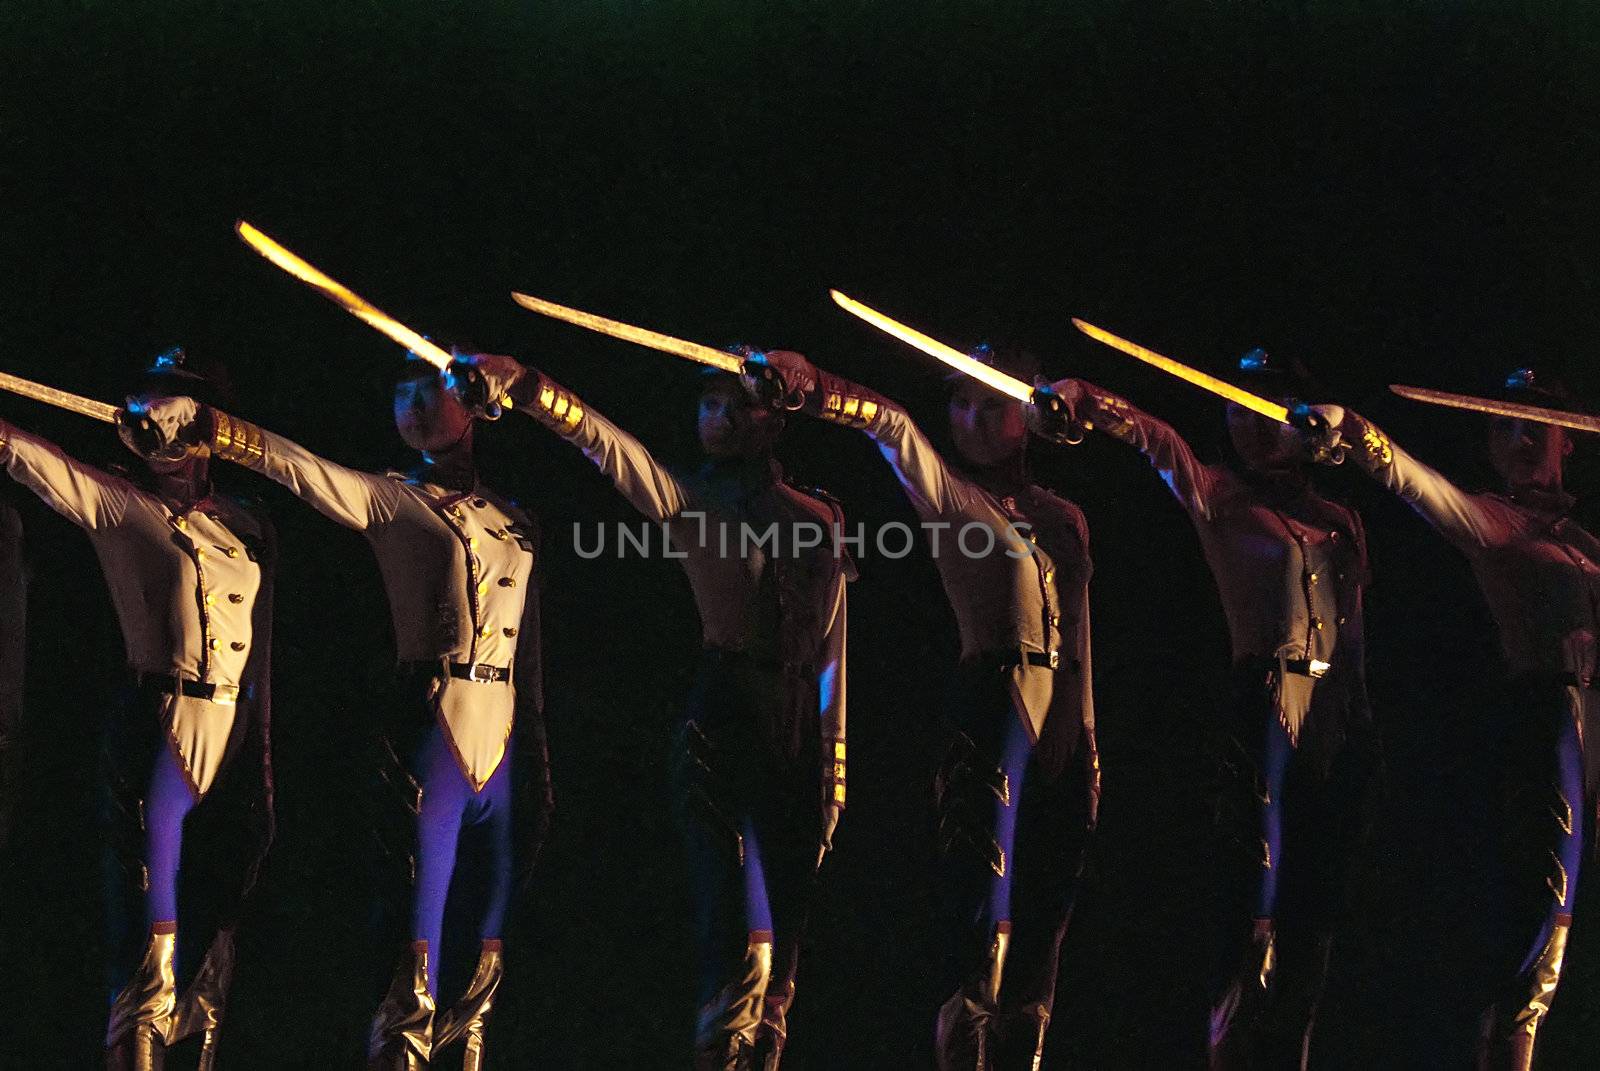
[0,312,1592,1071]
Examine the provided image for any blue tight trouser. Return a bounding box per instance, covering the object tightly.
[937,667,1098,1017]
[408,726,514,997]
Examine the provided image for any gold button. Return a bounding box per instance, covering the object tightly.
[231,641,246,652]
[195,548,206,559]
[468,537,479,550]
[228,593,244,604]
[498,577,516,588]
[204,594,216,606]
[1048,613,1060,627]
[174,516,187,530]
[1311,616,1324,631]
[1044,568,1055,582]
[208,638,218,650]
[1307,572,1319,584]
[503,627,518,637]
[472,497,488,509]
[1338,616,1348,626]
[479,625,493,637]
[491,528,509,541]
[477,581,489,595]
[225,547,239,558]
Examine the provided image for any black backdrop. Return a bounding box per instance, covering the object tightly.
[2,2,1598,1067]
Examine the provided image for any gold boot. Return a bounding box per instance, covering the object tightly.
[934,924,1010,1071]
[1208,917,1275,1070]
[750,972,795,1070]
[106,925,177,1071]
[1478,920,1570,1071]
[433,939,504,1071]
[166,928,236,1070]
[694,935,773,1071]
[368,940,434,1071]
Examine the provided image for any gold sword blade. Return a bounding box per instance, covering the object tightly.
[0,370,119,423]
[510,292,745,374]
[1071,319,1291,425]
[236,220,455,370]
[1390,384,1600,434]
[829,290,1034,403]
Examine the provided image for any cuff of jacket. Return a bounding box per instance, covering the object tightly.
[822,736,846,808]
[525,373,587,435]
[210,409,265,465]
[813,372,886,432]
[1343,414,1394,472]
[1080,389,1140,444]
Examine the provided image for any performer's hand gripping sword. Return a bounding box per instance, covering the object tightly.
[1071,318,1345,463]
[235,220,507,418]
[1388,384,1600,434]
[0,368,173,457]
[827,290,1080,442]
[509,291,802,409]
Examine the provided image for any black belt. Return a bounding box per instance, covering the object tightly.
[971,649,1075,673]
[398,660,511,684]
[1284,658,1331,679]
[138,674,245,705]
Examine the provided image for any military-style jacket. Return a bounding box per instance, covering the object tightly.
[1075,386,1370,749]
[205,413,540,792]
[0,420,274,798]
[524,376,849,802]
[796,370,1093,751]
[1345,415,1600,683]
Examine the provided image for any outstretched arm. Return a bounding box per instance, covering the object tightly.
[1316,407,1507,548]
[468,354,693,523]
[136,399,405,531]
[756,351,978,521]
[0,419,131,530]
[1048,379,1221,518]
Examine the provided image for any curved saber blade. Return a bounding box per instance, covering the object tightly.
[830,290,1032,402]
[511,292,743,374]
[1390,384,1600,434]
[1071,318,1290,425]
[236,220,454,370]
[0,370,118,422]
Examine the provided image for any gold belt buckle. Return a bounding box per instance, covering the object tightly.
[1047,650,1061,671]
[1307,659,1331,679]
[467,663,497,683]
[210,683,240,706]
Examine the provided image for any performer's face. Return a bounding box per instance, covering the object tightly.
[698,378,780,458]
[1226,402,1300,472]
[948,379,1027,468]
[393,373,473,453]
[1489,416,1570,488]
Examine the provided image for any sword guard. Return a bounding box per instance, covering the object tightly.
[116,406,174,459]
[744,356,805,412]
[1289,402,1346,466]
[1029,385,1084,445]
[444,360,504,422]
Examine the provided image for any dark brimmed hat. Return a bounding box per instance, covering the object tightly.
[1492,367,1584,412]
[1233,347,1318,400]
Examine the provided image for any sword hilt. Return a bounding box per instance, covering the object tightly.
[116,406,174,459]
[1289,402,1346,466]
[1029,385,1085,446]
[444,360,506,422]
[743,355,806,412]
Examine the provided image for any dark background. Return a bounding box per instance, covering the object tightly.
[2,1,1599,1066]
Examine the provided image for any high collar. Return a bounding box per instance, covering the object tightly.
[1508,483,1575,517]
